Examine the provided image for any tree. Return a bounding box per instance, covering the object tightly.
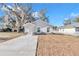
[38,8,49,23]
[1,3,36,32]
[73,16,79,22]
[1,3,49,32]
[64,18,72,26]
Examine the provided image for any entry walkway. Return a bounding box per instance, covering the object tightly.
[0,34,38,56]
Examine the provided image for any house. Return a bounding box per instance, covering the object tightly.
[58,26,64,33]
[23,20,54,34]
[23,23,36,34]
[32,20,54,34]
[59,22,79,34]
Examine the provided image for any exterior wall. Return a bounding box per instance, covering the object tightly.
[24,27,35,34]
[34,26,53,33]
[63,28,75,34]
[41,27,53,33]
[59,29,64,33]
[59,28,76,34]
[24,23,53,34]
[49,27,53,33]
[24,23,35,34]
[24,28,29,33]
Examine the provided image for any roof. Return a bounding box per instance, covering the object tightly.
[64,25,74,28]
[58,26,64,29]
[59,22,79,29]
[64,22,79,28]
[72,22,79,27]
[23,23,35,27]
[23,19,53,29]
[32,19,52,28]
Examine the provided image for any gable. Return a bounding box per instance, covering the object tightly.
[23,23,35,28]
[32,20,50,28]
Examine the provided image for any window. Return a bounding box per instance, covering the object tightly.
[75,27,79,32]
[37,27,40,32]
[47,27,50,32]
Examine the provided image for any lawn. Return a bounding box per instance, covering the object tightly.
[0,32,25,43]
[37,34,79,56]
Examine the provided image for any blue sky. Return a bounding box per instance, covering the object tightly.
[0,3,79,26]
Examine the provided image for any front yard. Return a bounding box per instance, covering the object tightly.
[0,32,25,43]
[37,34,79,56]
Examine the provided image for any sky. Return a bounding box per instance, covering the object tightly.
[0,3,79,26]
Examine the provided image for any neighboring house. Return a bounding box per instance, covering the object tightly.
[23,19,54,34]
[59,23,79,34]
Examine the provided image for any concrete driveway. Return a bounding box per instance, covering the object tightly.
[0,34,38,56]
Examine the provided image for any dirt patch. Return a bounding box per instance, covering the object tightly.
[37,35,79,56]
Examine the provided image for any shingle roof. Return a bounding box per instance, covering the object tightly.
[23,23,35,27]
[59,22,79,29]
[23,19,53,29]
[72,22,79,27]
[32,19,51,28]
[58,26,64,29]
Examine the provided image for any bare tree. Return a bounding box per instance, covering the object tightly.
[38,8,48,22]
[1,3,35,32]
[1,3,48,32]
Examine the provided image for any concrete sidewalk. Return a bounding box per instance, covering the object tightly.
[0,34,38,56]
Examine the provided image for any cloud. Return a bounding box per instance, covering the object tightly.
[64,13,79,21]
[70,13,79,17]
[64,18,69,20]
